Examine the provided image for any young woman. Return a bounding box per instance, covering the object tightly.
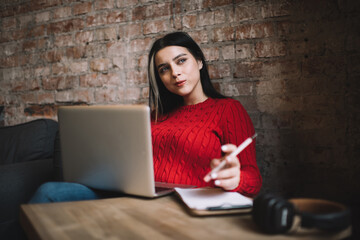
[29,32,261,203]
[148,32,261,195]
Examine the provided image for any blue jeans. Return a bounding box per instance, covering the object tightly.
[29,182,124,203]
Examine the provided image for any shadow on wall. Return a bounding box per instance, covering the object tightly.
[256,56,359,205]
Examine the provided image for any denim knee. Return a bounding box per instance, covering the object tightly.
[29,182,98,203]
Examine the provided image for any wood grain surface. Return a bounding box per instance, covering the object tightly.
[20,195,351,240]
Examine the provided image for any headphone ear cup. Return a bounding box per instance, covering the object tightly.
[253,193,295,234]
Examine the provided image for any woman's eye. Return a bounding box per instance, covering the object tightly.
[178,58,186,64]
[159,66,169,74]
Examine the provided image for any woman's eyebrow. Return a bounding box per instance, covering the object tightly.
[157,53,188,69]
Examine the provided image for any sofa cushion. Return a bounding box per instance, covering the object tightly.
[0,119,58,165]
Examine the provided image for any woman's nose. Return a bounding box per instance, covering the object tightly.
[171,65,181,77]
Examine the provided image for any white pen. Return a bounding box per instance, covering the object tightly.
[208,133,258,179]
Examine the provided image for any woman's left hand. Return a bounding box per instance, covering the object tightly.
[203,144,241,191]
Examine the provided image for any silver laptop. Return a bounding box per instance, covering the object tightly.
[58,105,192,198]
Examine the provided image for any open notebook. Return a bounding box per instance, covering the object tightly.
[175,187,253,216]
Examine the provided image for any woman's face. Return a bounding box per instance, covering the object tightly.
[154,46,206,105]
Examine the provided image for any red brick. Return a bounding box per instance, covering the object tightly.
[203,0,232,8]
[94,0,114,10]
[107,10,127,24]
[261,60,301,80]
[214,9,227,24]
[11,79,27,92]
[11,30,27,41]
[236,22,275,39]
[2,17,16,29]
[113,57,124,69]
[43,49,63,63]
[141,87,149,99]
[183,1,204,12]
[35,66,50,77]
[52,63,68,75]
[86,12,107,27]
[120,23,142,39]
[125,87,141,101]
[66,46,85,59]
[208,63,231,79]
[198,12,214,27]
[129,38,152,53]
[202,47,220,61]
[69,61,88,74]
[28,25,46,38]
[116,0,137,8]
[255,41,287,58]
[235,43,253,59]
[213,26,234,42]
[221,45,235,60]
[95,28,117,41]
[102,72,123,86]
[49,19,84,34]
[144,20,170,35]
[132,3,172,21]
[126,70,147,85]
[107,42,126,56]
[1,55,19,68]
[90,58,111,72]
[22,40,37,52]
[21,93,38,104]
[183,14,197,29]
[55,90,74,102]
[35,11,50,23]
[75,31,94,44]
[95,87,124,102]
[3,43,17,56]
[24,104,57,117]
[55,34,73,47]
[18,15,33,29]
[74,89,95,103]
[171,15,182,30]
[234,61,263,78]
[232,5,259,22]
[38,92,55,104]
[127,55,148,69]
[43,76,61,90]
[58,76,77,90]
[80,73,99,87]
[256,78,285,96]
[31,0,61,11]
[261,0,292,18]
[220,82,254,96]
[53,7,71,19]
[73,2,92,16]
[188,31,208,44]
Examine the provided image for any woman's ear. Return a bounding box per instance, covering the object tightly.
[198,60,203,70]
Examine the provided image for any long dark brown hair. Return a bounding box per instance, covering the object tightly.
[148,32,226,120]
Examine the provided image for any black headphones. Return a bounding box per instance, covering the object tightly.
[252,193,352,234]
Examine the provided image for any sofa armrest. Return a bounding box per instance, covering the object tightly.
[0,158,54,224]
[0,119,58,165]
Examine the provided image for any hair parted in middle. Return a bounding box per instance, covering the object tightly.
[148,31,225,120]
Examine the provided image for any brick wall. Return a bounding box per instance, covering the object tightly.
[1,0,359,203]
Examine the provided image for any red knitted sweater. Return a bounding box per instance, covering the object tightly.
[151,98,262,197]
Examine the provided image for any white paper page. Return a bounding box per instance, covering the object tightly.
[175,187,253,210]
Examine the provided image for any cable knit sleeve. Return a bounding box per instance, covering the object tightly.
[219,99,262,197]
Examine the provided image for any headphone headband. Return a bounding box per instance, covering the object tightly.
[289,198,351,231]
[252,194,352,234]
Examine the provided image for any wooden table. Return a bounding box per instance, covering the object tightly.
[20,195,351,240]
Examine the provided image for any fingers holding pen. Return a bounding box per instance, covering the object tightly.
[203,144,241,184]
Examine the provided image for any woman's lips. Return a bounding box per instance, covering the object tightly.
[175,80,186,87]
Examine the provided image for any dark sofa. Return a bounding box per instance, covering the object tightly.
[0,119,62,240]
